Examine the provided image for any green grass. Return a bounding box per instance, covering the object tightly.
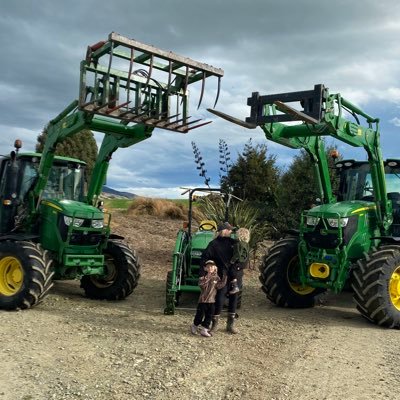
[170,199,189,206]
[103,198,135,211]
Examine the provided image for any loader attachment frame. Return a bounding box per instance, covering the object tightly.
[80,32,224,133]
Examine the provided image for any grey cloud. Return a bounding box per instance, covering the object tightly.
[1,0,400,196]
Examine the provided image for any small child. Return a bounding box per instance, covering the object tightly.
[228,227,250,295]
[191,260,227,337]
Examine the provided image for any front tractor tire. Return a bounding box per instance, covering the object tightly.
[259,237,323,308]
[352,246,400,328]
[80,240,141,300]
[0,241,53,310]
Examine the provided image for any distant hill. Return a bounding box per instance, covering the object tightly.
[102,185,137,199]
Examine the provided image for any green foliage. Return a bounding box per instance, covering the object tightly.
[197,194,271,252]
[213,138,340,239]
[274,144,340,233]
[220,139,280,205]
[36,128,98,182]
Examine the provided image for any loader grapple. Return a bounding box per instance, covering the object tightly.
[79,32,224,133]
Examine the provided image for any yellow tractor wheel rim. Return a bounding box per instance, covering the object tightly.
[0,256,24,296]
[287,256,315,295]
[389,266,400,311]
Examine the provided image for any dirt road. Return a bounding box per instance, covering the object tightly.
[0,214,398,400]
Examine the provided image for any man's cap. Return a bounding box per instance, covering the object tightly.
[205,260,216,265]
[217,222,234,232]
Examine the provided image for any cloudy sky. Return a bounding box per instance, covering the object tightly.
[2,0,400,198]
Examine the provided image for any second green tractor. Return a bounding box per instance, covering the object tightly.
[210,84,400,328]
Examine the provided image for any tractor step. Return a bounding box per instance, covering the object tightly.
[79,32,224,133]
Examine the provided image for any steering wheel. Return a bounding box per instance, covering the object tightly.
[198,220,217,231]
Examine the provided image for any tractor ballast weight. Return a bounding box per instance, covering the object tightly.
[209,84,400,328]
[0,33,223,310]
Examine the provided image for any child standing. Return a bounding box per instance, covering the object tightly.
[191,260,227,337]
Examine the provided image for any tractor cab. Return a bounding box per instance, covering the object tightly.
[336,159,400,235]
[0,151,87,233]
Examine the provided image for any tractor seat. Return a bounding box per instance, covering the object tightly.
[198,220,217,231]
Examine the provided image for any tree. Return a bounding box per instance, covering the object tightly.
[220,139,280,205]
[36,128,98,182]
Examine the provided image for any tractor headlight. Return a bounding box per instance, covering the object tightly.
[327,217,348,228]
[306,216,320,226]
[91,219,104,229]
[64,215,84,227]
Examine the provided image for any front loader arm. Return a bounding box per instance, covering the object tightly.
[28,32,224,218]
[32,101,91,205]
[209,84,392,232]
[86,122,153,206]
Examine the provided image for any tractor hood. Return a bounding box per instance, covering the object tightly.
[308,200,376,218]
[191,231,215,252]
[41,199,104,219]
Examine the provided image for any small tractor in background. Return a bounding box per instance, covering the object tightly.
[209,84,400,328]
[164,188,220,315]
[0,32,223,310]
[164,187,243,314]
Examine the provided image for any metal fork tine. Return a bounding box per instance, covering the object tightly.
[93,100,115,112]
[105,101,131,114]
[164,115,192,127]
[167,113,181,120]
[213,76,221,109]
[179,118,202,128]
[197,71,206,110]
[119,104,147,117]
[186,121,212,131]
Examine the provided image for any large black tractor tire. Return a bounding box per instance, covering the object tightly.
[352,245,400,328]
[80,240,140,300]
[259,237,323,308]
[0,241,53,310]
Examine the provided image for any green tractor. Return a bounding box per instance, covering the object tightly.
[0,33,223,310]
[209,84,400,328]
[164,188,221,315]
[164,188,243,314]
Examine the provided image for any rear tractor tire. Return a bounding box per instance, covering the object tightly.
[259,237,323,308]
[80,240,140,300]
[0,241,54,310]
[352,245,400,328]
